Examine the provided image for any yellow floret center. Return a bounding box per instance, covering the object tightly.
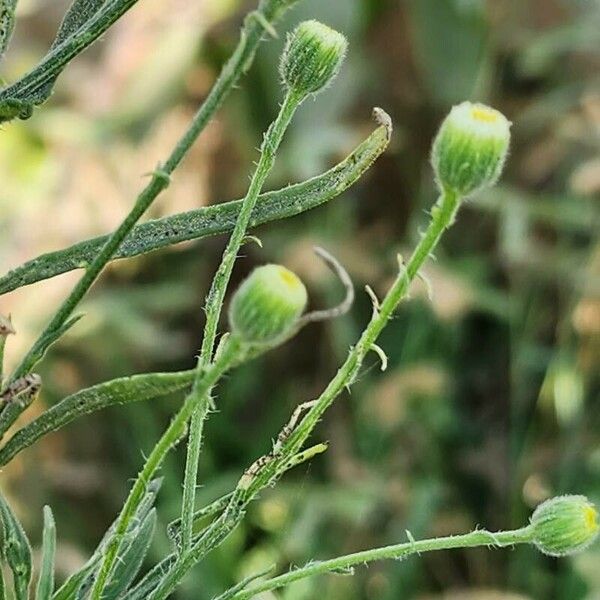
[584,505,599,532]
[278,267,302,289]
[471,106,499,123]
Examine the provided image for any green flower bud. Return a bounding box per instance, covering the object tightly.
[431,101,511,196]
[530,495,599,557]
[281,20,348,98]
[229,264,308,344]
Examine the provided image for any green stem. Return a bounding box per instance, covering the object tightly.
[181,89,303,551]
[248,189,460,495]
[89,336,242,600]
[230,526,535,599]
[2,0,295,393]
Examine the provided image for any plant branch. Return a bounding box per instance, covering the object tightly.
[180,89,303,551]
[228,526,535,599]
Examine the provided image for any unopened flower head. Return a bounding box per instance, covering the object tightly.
[281,20,348,98]
[530,494,599,557]
[229,264,308,344]
[431,101,511,196]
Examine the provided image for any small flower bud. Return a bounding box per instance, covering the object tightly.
[229,264,308,344]
[431,101,511,196]
[530,495,599,557]
[281,20,348,98]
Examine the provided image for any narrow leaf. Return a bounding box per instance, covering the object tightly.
[32,0,108,104]
[0,491,32,600]
[52,557,99,600]
[53,479,163,600]
[0,0,17,62]
[35,506,56,600]
[0,370,195,466]
[102,509,156,599]
[0,118,391,295]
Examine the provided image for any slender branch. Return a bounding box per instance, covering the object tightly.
[229,526,535,599]
[180,89,303,551]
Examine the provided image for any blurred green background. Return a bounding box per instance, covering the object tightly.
[1,0,599,598]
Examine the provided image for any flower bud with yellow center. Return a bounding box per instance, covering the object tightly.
[431,101,511,196]
[280,20,348,98]
[530,494,599,557]
[229,264,308,344]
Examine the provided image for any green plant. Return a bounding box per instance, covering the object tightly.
[0,1,597,598]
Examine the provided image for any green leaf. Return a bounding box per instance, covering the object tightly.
[0,370,195,466]
[52,479,163,600]
[0,118,391,295]
[52,557,99,600]
[0,0,142,116]
[31,0,109,104]
[35,506,56,600]
[0,491,32,600]
[101,509,156,599]
[0,0,17,62]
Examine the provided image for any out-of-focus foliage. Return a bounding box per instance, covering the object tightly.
[0,0,598,598]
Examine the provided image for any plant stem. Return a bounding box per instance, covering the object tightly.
[89,336,242,600]
[248,189,461,495]
[180,89,302,551]
[230,526,535,599]
[2,0,296,389]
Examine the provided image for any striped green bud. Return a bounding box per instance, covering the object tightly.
[229,264,308,344]
[281,20,347,98]
[431,101,511,196]
[530,495,599,557]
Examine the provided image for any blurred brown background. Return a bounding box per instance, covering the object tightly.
[0,0,599,598]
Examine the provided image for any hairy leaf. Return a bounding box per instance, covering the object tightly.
[0,491,32,600]
[35,506,56,600]
[0,371,195,466]
[0,0,17,62]
[102,509,157,599]
[0,118,391,295]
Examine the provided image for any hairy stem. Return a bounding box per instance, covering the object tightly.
[89,337,242,599]
[181,89,303,551]
[248,189,461,495]
[229,526,535,599]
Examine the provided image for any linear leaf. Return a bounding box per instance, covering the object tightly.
[0,491,32,600]
[35,506,56,600]
[0,117,391,295]
[0,370,195,466]
[0,0,17,62]
[53,479,162,600]
[102,509,156,599]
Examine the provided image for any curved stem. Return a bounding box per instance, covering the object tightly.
[180,89,302,551]
[89,337,242,600]
[230,526,535,599]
